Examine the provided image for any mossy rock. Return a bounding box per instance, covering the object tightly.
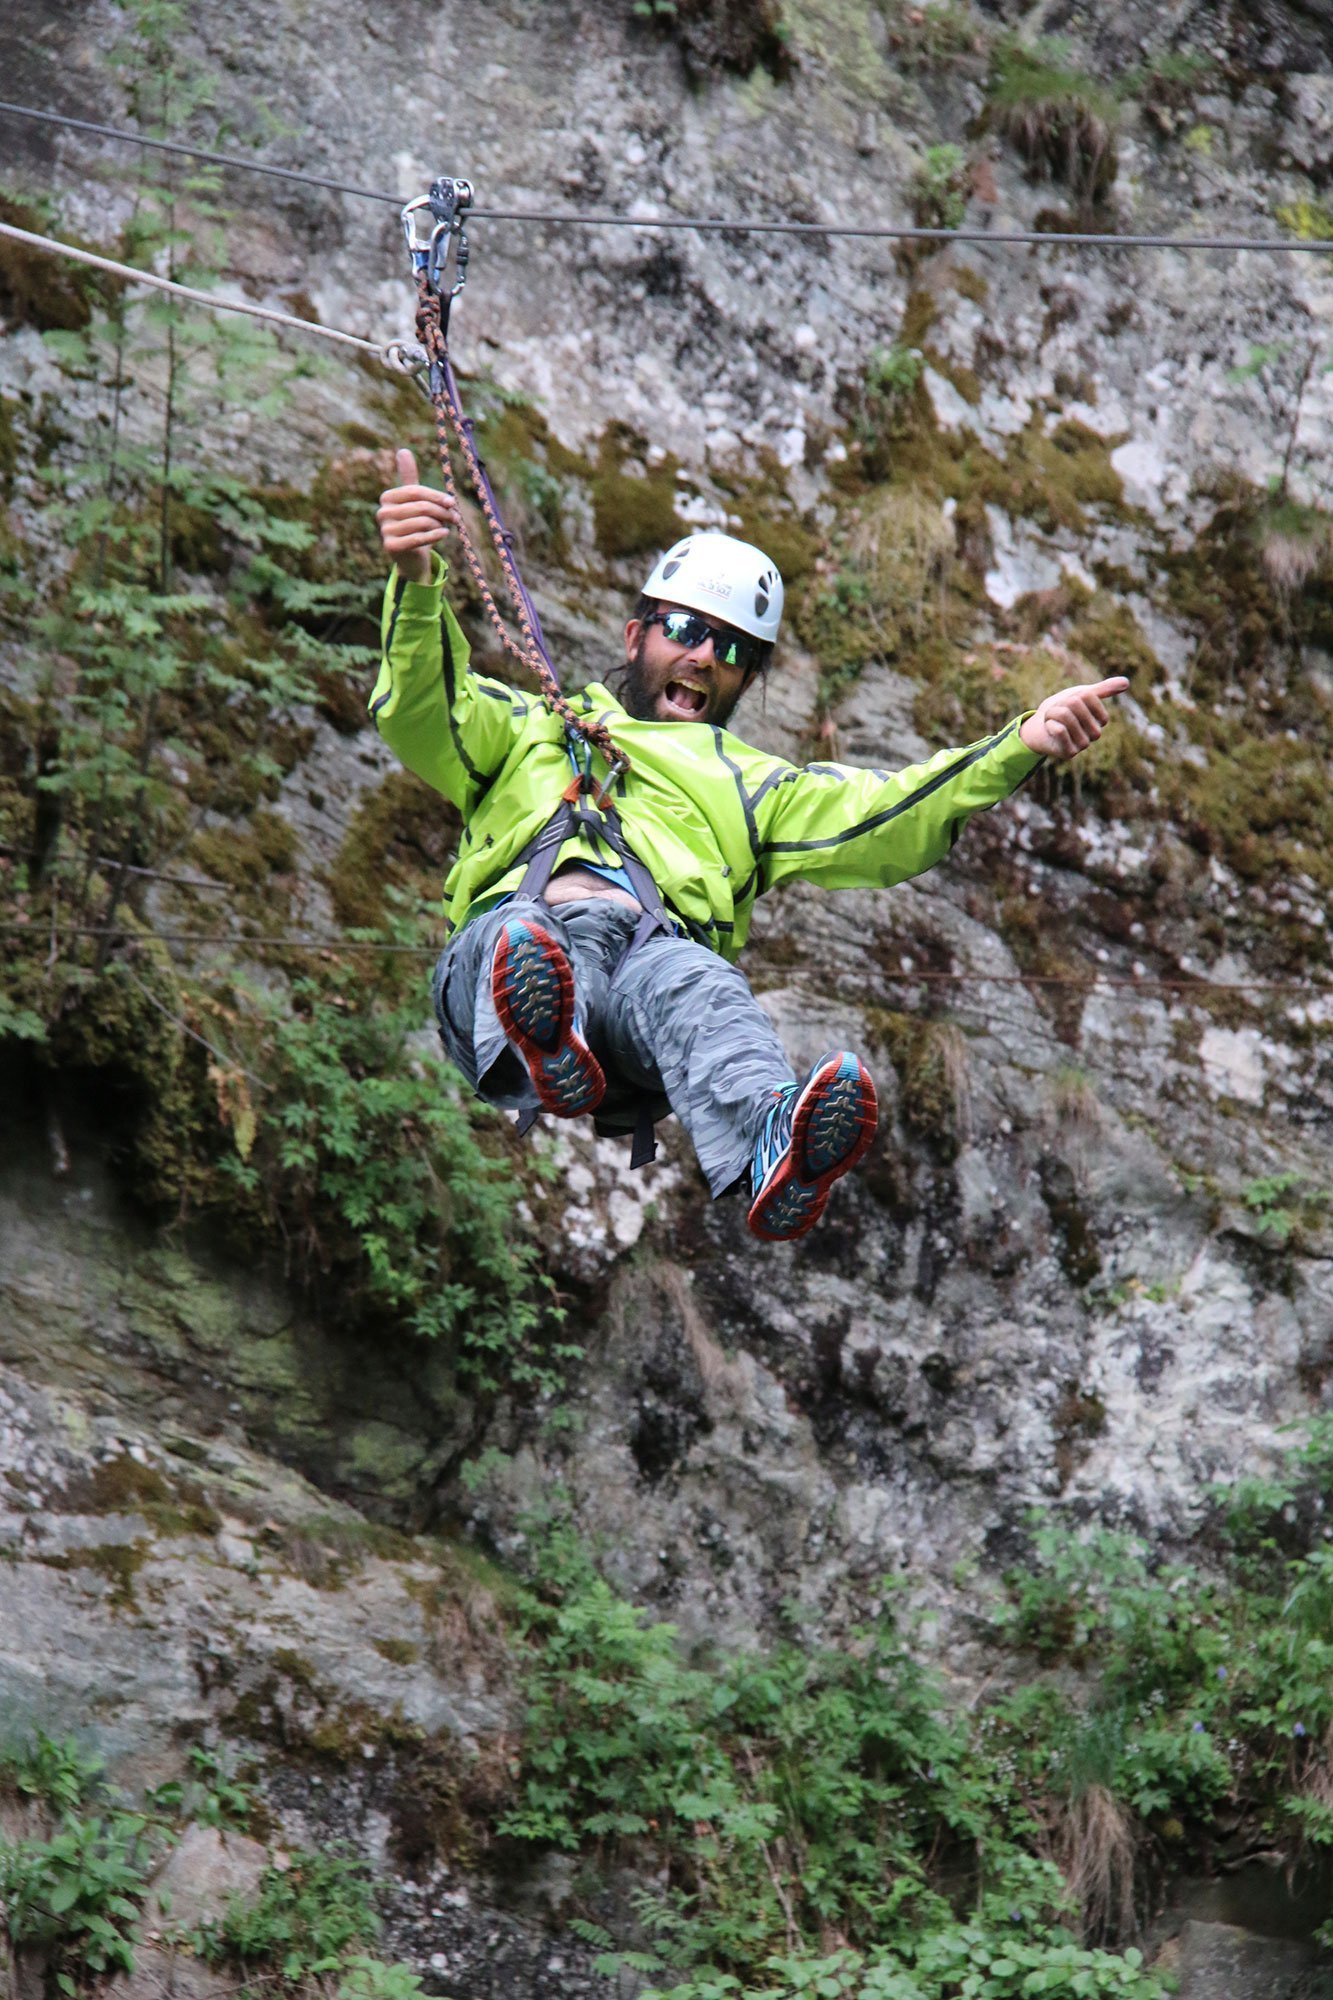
[0,195,117,332]
[190,809,299,894]
[591,425,684,563]
[330,769,461,932]
[866,1007,969,1158]
[635,0,793,81]
[987,38,1119,209]
[978,418,1127,537]
[1166,731,1333,891]
[0,395,19,499]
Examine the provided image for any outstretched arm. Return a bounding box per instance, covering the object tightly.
[752,675,1131,895]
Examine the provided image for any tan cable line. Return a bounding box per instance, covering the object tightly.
[0,219,394,359]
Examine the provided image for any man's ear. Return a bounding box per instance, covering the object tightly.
[624,617,643,658]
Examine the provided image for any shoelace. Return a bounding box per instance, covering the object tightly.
[753,1085,797,1184]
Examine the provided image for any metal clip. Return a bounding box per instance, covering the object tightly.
[400,177,474,299]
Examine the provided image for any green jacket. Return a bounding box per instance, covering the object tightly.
[370,559,1043,963]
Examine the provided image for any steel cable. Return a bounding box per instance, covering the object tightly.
[5,95,1333,256]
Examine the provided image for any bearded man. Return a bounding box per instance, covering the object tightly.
[373,450,1125,1242]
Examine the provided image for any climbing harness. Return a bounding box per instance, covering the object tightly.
[401,177,677,1162]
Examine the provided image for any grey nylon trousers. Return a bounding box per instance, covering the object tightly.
[431,896,796,1195]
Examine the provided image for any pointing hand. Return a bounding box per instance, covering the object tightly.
[376,446,460,584]
[1019,677,1130,761]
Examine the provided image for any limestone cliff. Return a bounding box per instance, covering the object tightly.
[3,2,1333,1996]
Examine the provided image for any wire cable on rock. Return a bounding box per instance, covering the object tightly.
[5,96,1333,256]
[0,922,1329,999]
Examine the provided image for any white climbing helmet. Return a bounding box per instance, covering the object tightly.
[642,531,784,645]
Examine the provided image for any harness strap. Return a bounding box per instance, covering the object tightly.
[503,779,678,1167]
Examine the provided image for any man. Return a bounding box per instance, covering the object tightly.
[373,448,1126,1242]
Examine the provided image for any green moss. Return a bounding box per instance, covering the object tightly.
[591,424,684,562]
[0,395,18,499]
[719,451,822,587]
[40,954,216,1215]
[900,287,939,351]
[978,418,1127,536]
[1166,730,1333,892]
[866,1007,967,1158]
[168,500,226,576]
[66,1454,221,1537]
[372,1637,421,1666]
[1065,604,1159,683]
[0,194,116,332]
[1275,197,1333,244]
[222,1667,420,1766]
[190,808,298,893]
[329,769,460,931]
[41,1540,149,1611]
[950,265,990,306]
[912,634,1156,809]
[925,350,982,406]
[987,38,1119,208]
[272,1649,320,1687]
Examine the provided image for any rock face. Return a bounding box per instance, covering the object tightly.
[4,0,1333,1994]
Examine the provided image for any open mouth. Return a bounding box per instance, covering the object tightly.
[661,679,709,720]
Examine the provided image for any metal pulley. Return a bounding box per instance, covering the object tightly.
[401,176,474,299]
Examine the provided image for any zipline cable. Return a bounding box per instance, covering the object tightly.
[0,923,1328,997]
[0,218,399,361]
[6,96,1333,257]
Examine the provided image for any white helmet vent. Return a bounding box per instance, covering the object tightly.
[641,531,784,645]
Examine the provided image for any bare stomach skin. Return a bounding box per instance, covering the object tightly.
[542,864,642,913]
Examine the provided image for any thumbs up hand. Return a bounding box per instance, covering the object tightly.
[376,447,460,583]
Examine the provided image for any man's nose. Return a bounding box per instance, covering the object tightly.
[685,633,717,667]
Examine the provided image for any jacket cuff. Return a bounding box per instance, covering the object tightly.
[398,550,449,609]
[995,713,1045,781]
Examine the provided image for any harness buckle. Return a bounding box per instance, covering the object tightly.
[401,179,475,299]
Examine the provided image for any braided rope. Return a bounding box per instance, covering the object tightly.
[414,278,626,783]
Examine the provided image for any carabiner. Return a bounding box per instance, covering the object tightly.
[400,177,474,300]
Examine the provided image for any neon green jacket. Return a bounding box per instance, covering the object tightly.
[370,559,1043,962]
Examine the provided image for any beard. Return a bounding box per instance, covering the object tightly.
[616,634,743,728]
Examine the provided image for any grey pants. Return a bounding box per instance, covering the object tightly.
[431,897,796,1195]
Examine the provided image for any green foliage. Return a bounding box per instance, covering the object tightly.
[911,146,969,233]
[498,1424,1333,1992]
[336,1956,428,2000]
[499,1535,1166,1998]
[988,38,1118,208]
[148,1745,259,1831]
[198,1847,379,1983]
[215,964,559,1389]
[1241,1171,1327,1243]
[0,0,353,1068]
[0,1733,107,1814]
[1275,198,1333,244]
[867,344,925,403]
[0,1809,160,1993]
[0,20,555,1397]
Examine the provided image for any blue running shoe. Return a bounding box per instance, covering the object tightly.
[747,1051,878,1243]
[491,918,606,1119]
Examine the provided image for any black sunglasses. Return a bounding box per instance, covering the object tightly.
[642,608,770,677]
